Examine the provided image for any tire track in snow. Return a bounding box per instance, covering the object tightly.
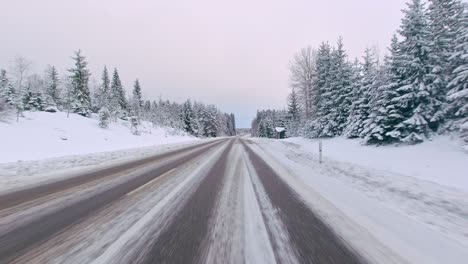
[11,143,227,264]
[242,140,365,264]
[137,140,235,264]
[0,140,226,263]
[242,143,300,264]
[204,140,277,264]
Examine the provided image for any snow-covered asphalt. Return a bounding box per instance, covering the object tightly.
[0,138,364,264]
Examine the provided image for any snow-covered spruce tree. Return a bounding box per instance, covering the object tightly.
[110,68,127,120]
[68,50,91,117]
[361,35,403,144]
[131,79,143,120]
[193,101,206,136]
[426,0,465,130]
[316,38,352,137]
[96,66,111,111]
[288,88,301,122]
[330,37,353,135]
[346,49,379,138]
[345,58,364,138]
[0,69,16,111]
[386,0,434,143]
[311,42,333,137]
[199,105,219,137]
[44,66,60,111]
[286,88,301,137]
[228,113,237,136]
[98,107,111,128]
[447,6,468,144]
[182,100,196,135]
[143,100,151,121]
[22,74,46,111]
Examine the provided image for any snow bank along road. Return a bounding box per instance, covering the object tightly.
[0,138,365,264]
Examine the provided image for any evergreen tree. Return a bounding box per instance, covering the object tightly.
[0,69,15,111]
[426,0,465,130]
[286,88,301,137]
[288,88,300,121]
[447,6,468,143]
[314,42,333,135]
[68,50,91,116]
[387,0,433,143]
[182,100,196,135]
[229,113,236,136]
[317,38,352,137]
[110,68,127,119]
[345,58,365,138]
[46,66,60,107]
[98,107,111,128]
[131,79,143,119]
[97,66,111,110]
[361,35,402,144]
[346,49,378,138]
[331,37,353,134]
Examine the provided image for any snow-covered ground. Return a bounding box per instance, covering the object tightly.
[285,136,468,191]
[0,111,198,193]
[0,111,196,163]
[252,137,468,264]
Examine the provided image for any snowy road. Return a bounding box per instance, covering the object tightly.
[0,138,364,264]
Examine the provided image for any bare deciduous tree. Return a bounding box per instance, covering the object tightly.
[289,47,317,119]
[10,55,31,121]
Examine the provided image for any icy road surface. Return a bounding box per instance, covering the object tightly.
[0,138,364,264]
[0,137,466,263]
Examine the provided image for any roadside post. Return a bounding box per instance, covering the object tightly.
[319,141,322,164]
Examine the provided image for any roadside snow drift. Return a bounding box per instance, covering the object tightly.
[284,136,468,191]
[0,111,196,163]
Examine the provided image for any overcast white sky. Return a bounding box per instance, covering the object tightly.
[1,0,408,127]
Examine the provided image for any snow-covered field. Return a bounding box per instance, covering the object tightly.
[0,111,196,163]
[0,111,198,193]
[285,136,468,191]
[252,136,468,264]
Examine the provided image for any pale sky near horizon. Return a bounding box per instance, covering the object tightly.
[1,0,408,128]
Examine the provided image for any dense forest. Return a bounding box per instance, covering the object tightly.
[0,51,236,137]
[252,0,468,145]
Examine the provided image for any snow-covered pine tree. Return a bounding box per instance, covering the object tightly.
[131,79,143,119]
[21,74,46,111]
[314,42,333,136]
[345,58,365,138]
[330,37,353,135]
[288,88,301,122]
[96,66,111,111]
[346,49,379,138]
[447,5,468,145]
[286,88,301,137]
[0,69,15,111]
[317,38,352,137]
[426,0,465,131]
[182,100,196,135]
[98,107,111,128]
[110,68,127,119]
[68,50,91,116]
[45,66,60,111]
[200,105,219,137]
[143,100,151,120]
[387,0,433,143]
[229,113,236,136]
[361,35,403,144]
